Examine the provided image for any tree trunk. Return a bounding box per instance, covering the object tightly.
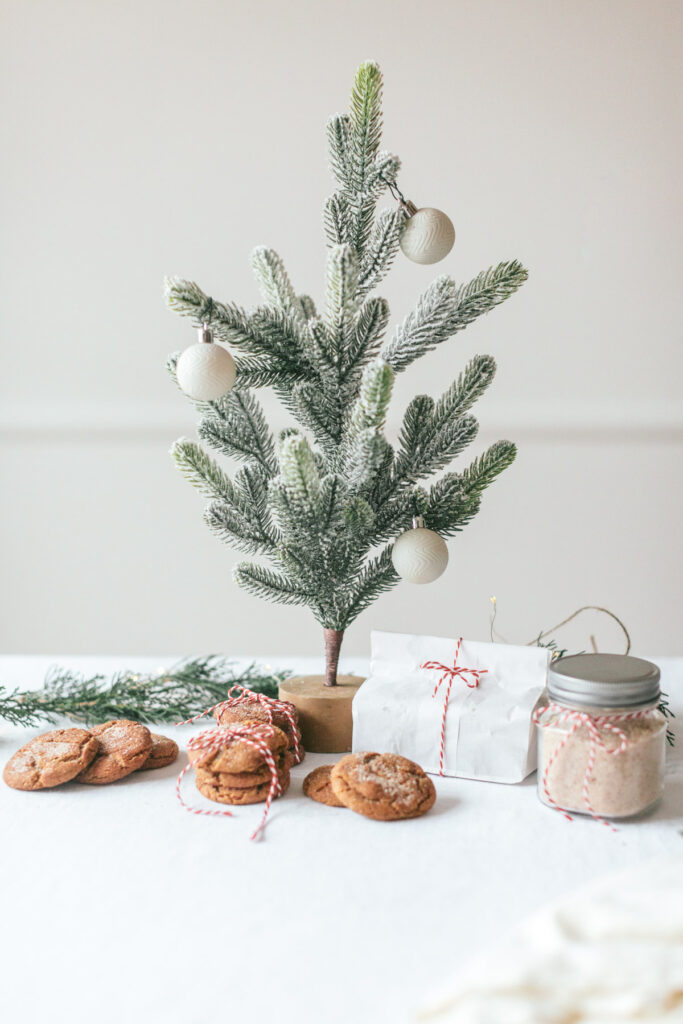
[323,628,344,686]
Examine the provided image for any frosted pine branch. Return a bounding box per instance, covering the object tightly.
[425,441,517,536]
[327,114,352,188]
[432,355,497,427]
[324,245,359,353]
[324,193,351,247]
[165,277,259,349]
[204,499,274,555]
[395,356,496,480]
[381,276,457,370]
[233,563,313,608]
[341,296,390,375]
[348,61,383,194]
[348,359,394,435]
[298,294,317,320]
[452,261,528,328]
[251,247,305,322]
[199,390,277,473]
[278,434,322,511]
[338,547,398,625]
[357,207,406,298]
[381,261,528,371]
[171,438,236,504]
[290,381,340,455]
[459,440,517,497]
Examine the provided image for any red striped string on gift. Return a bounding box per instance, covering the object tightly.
[421,639,488,776]
[532,702,650,831]
[175,685,303,764]
[175,722,282,841]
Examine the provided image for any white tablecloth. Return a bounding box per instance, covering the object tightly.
[1,654,682,1024]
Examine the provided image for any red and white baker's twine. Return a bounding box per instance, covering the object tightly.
[174,686,300,840]
[176,684,303,764]
[175,722,282,840]
[421,639,488,776]
[533,702,651,831]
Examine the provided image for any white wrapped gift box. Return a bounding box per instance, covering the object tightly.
[352,631,551,783]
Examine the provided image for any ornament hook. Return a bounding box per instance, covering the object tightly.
[378,173,417,216]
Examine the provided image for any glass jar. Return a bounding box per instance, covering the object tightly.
[535,653,666,819]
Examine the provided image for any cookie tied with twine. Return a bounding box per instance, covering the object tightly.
[213,686,303,764]
[176,720,290,840]
[179,684,304,764]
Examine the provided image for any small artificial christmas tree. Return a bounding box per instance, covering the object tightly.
[165,62,527,696]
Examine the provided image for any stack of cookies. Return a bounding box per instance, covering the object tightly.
[303,752,436,821]
[3,720,179,791]
[213,697,303,765]
[190,722,292,805]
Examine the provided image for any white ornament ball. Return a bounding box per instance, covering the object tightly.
[400,207,455,265]
[391,525,449,584]
[176,341,236,401]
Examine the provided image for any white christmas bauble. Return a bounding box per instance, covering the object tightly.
[400,207,455,265]
[176,340,236,401]
[391,525,449,584]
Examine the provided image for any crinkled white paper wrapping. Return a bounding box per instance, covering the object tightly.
[352,631,551,782]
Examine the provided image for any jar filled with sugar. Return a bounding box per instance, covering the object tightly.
[534,653,667,821]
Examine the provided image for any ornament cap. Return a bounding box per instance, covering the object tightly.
[412,515,426,529]
[198,323,213,344]
[402,199,418,217]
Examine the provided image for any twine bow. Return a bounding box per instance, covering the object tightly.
[176,684,303,764]
[421,638,488,776]
[175,722,283,841]
[533,702,649,831]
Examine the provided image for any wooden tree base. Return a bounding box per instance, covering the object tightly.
[279,675,365,753]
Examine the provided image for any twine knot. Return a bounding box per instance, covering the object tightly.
[176,684,303,764]
[421,638,487,776]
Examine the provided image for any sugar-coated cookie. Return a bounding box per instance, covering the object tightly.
[215,701,302,754]
[194,752,289,789]
[191,723,288,774]
[196,767,290,805]
[76,720,152,784]
[3,729,100,791]
[139,733,179,770]
[330,752,436,821]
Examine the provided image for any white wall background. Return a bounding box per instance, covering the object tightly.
[1,0,681,661]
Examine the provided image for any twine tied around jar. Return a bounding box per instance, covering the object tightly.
[421,638,488,776]
[176,722,283,840]
[533,702,651,831]
[175,683,303,764]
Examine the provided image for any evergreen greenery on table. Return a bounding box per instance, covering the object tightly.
[165,62,527,684]
[0,658,286,728]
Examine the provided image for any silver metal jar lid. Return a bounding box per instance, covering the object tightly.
[548,653,660,709]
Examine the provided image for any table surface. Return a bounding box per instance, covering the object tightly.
[2,654,682,1024]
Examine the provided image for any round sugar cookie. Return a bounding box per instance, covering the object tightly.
[330,752,436,821]
[3,729,100,791]
[76,720,152,784]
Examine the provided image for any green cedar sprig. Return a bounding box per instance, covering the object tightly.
[0,657,288,728]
